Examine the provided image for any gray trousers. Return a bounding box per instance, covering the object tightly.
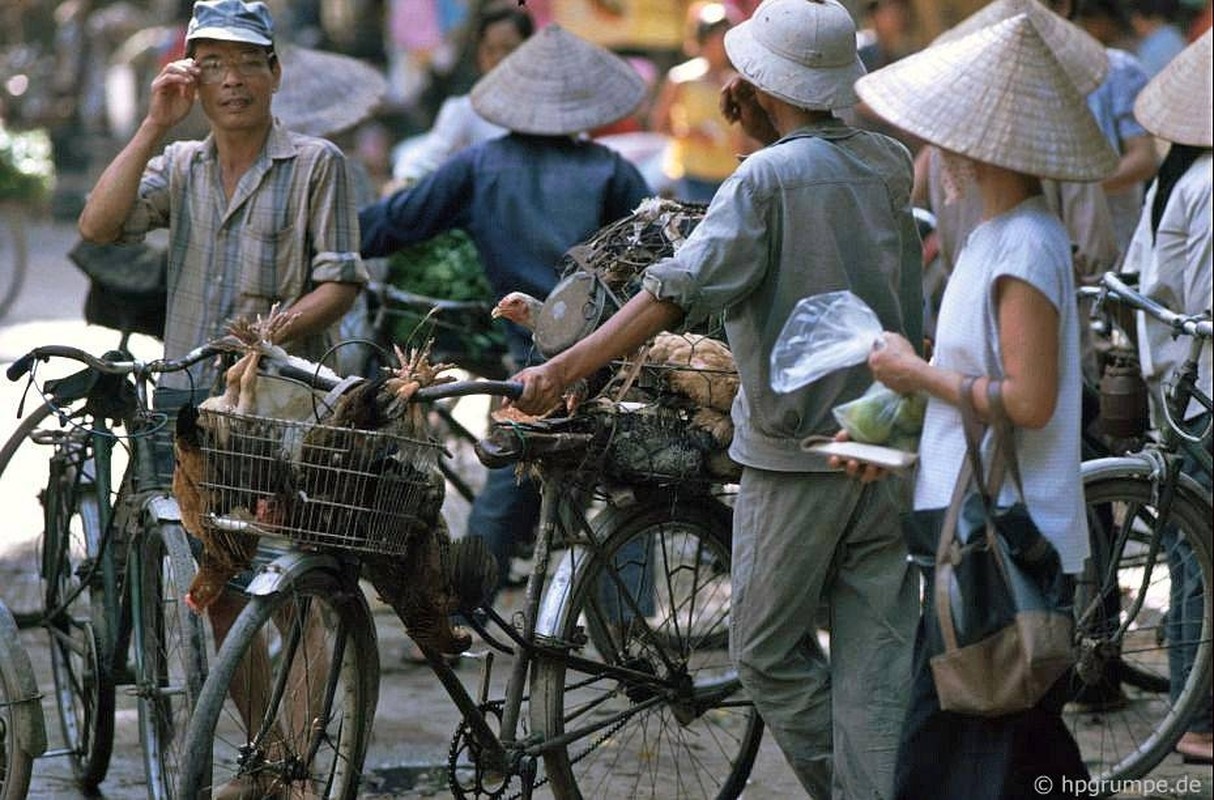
[731,467,917,799]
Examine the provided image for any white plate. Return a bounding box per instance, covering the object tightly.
[803,439,918,471]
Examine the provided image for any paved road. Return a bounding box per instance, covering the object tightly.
[1,217,1210,799]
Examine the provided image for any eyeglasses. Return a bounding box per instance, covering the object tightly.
[195,53,272,84]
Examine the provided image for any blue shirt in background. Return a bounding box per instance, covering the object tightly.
[360,133,652,305]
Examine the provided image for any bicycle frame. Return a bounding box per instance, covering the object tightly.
[1077,273,1213,651]
[412,471,741,783]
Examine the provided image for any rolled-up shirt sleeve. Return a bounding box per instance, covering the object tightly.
[642,174,769,328]
[308,146,368,285]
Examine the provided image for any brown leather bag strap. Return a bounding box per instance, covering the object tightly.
[934,376,980,653]
[984,380,1027,504]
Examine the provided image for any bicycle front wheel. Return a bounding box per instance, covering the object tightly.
[135,519,208,800]
[0,400,55,625]
[1068,471,1213,785]
[177,568,379,800]
[42,446,116,789]
[531,499,762,800]
[0,601,42,800]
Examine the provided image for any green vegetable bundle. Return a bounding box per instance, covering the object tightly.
[385,229,507,372]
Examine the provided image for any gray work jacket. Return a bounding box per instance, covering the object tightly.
[643,118,923,472]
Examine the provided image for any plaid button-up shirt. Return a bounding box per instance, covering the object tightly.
[120,121,368,391]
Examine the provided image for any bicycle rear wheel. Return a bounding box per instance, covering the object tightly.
[177,567,379,800]
[1068,472,1213,784]
[531,499,762,800]
[135,519,208,800]
[42,442,117,789]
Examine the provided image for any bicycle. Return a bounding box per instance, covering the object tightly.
[175,352,759,799]
[0,596,45,800]
[1065,270,1213,787]
[4,341,229,798]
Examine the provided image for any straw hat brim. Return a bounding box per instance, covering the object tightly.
[470,26,646,136]
[272,46,386,138]
[1133,29,1212,147]
[932,0,1107,96]
[855,14,1118,182]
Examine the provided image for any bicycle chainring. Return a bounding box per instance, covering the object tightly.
[447,701,513,800]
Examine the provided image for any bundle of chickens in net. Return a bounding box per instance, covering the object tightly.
[487,197,741,482]
[588,331,742,482]
[172,308,492,653]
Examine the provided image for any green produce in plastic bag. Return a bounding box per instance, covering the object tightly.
[832,382,926,449]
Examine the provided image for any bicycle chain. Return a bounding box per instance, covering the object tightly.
[446,689,638,800]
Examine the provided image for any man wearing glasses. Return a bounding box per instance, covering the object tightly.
[78,0,367,401]
[76,6,367,794]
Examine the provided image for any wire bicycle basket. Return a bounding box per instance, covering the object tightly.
[195,409,445,556]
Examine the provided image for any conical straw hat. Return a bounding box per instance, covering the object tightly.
[273,46,387,138]
[1134,29,1212,147]
[933,0,1107,95]
[855,14,1118,182]
[470,25,646,136]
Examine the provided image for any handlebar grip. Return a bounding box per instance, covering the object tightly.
[6,352,37,382]
[6,345,112,381]
[413,380,523,402]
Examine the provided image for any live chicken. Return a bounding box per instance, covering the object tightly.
[645,331,738,445]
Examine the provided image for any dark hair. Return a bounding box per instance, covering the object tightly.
[1075,0,1129,24]
[476,3,534,44]
[1150,144,1209,241]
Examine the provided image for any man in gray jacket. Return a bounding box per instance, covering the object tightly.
[509,1,922,796]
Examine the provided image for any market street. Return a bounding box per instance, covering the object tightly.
[0,217,1209,799]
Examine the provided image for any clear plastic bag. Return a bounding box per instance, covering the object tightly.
[771,290,883,393]
[831,381,927,450]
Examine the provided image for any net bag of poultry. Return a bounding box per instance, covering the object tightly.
[593,331,741,483]
[481,332,742,484]
[486,199,741,482]
[173,310,487,653]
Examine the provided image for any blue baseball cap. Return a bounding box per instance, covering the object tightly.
[186,0,274,47]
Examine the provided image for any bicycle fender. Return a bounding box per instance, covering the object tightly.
[244,551,343,596]
[0,604,48,758]
[534,548,580,638]
[1083,455,1210,500]
[144,494,182,523]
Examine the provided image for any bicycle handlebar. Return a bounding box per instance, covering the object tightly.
[414,379,522,402]
[6,342,228,383]
[9,341,522,406]
[1100,272,1213,339]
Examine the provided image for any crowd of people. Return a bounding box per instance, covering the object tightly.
[73,0,1211,797]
